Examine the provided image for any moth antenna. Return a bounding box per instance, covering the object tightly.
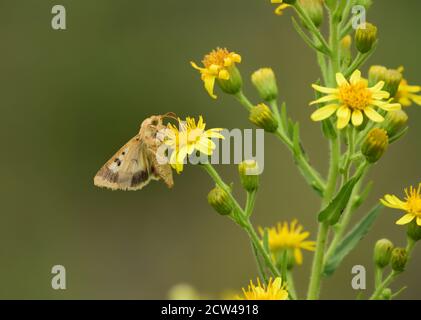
[162,112,178,121]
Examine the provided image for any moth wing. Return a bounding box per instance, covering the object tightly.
[94,135,153,191]
[148,148,174,188]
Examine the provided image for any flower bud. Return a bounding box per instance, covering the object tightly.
[251,68,278,102]
[355,23,378,54]
[340,35,352,68]
[381,288,392,300]
[382,69,403,98]
[238,160,260,192]
[361,128,389,163]
[368,65,387,87]
[249,103,279,133]
[381,110,408,138]
[299,0,324,28]
[216,65,243,95]
[407,220,421,242]
[374,239,394,268]
[207,186,233,216]
[391,247,408,272]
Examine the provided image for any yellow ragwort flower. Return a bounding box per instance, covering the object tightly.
[191,48,241,99]
[310,70,402,129]
[271,0,291,15]
[164,116,225,173]
[395,67,421,107]
[238,277,288,300]
[381,183,421,226]
[262,220,316,265]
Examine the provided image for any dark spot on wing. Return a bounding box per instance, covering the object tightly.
[131,171,149,187]
[102,168,119,183]
[114,158,122,166]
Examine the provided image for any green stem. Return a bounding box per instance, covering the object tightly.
[287,271,298,300]
[245,191,257,217]
[235,91,254,112]
[251,243,268,284]
[374,266,383,289]
[245,223,282,278]
[370,272,399,300]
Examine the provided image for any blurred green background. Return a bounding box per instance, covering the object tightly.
[0,0,420,299]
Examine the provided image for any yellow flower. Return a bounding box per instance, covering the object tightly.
[261,220,316,265]
[271,0,291,15]
[238,277,288,300]
[164,116,225,173]
[381,183,421,226]
[394,68,421,107]
[310,70,402,129]
[191,48,242,99]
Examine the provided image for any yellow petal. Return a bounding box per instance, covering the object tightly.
[371,91,390,100]
[336,73,349,86]
[396,213,415,225]
[377,103,401,112]
[369,81,386,93]
[350,70,362,85]
[336,106,351,129]
[203,75,217,99]
[309,94,338,106]
[364,107,384,122]
[294,248,303,265]
[409,94,421,105]
[218,69,230,80]
[311,84,338,94]
[310,104,339,121]
[417,217,421,227]
[190,61,204,71]
[351,110,364,126]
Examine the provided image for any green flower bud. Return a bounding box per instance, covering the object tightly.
[207,186,233,216]
[299,0,324,28]
[217,65,243,95]
[238,160,260,192]
[382,69,403,98]
[355,23,378,54]
[381,288,392,300]
[249,103,279,133]
[340,35,352,68]
[368,65,387,87]
[407,220,421,242]
[361,128,389,163]
[381,110,408,138]
[391,247,408,272]
[251,68,278,102]
[374,239,394,268]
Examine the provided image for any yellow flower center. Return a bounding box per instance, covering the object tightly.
[405,186,421,216]
[338,81,372,110]
[202,48,231,68]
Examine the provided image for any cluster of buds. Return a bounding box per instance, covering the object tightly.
[369,65,403,98]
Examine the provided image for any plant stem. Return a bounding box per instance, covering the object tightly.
[251,243,268,284]
[374,266,383,289]
[287,271,298,300]
[235,91,254,112]
[245,190,257,217]
[369,272,399,300]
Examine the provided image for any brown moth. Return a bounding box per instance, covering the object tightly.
[94,113,175,191]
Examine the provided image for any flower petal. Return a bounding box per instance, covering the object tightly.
[417,217,421,227]
[310,104,339,121]
[364,107,384,122]
[396,213,415,225]
[377,103,402,112]
[203,75,217,99]
[350,70,362,85]
[369,81,386,93]
[311,84,338,94]
[336,73,349,86]
[294,248,303,265]
[336,106,351,129]
[351,110,364,126]
[309,95,338,106]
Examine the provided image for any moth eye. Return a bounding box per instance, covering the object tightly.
[151,120,158,126]
[122,151,126,155]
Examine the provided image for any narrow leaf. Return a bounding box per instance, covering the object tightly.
[318,176,360,225]
[323,204,382,277]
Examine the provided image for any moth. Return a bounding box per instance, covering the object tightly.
[94,113,176,191]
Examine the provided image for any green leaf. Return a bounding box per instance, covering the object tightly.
[323,204,382,277]
[318,176,360,225]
